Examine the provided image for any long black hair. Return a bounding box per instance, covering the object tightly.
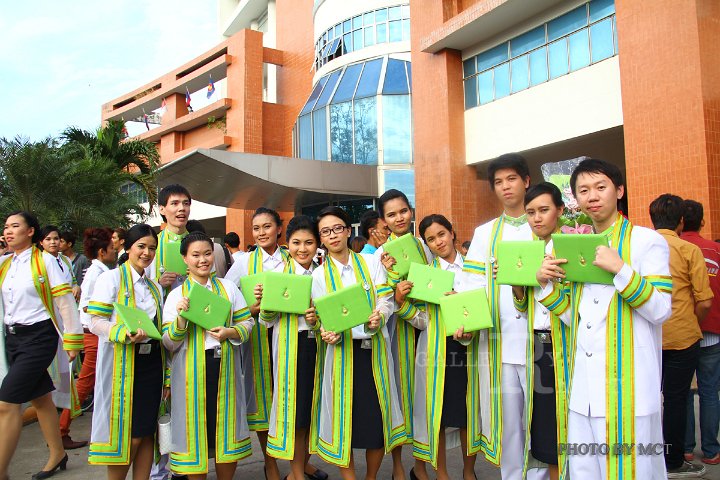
[117,224,158,265]
[6,210,42,243]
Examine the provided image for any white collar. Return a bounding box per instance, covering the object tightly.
[293,259,314,275]
[330,254,352,271]
[91,258,110,272]
[438,251,463,270]
[13,248,32,262]
[128,264,147,286]
[260,246,282,262]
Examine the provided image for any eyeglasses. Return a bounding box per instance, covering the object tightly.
[319,225,348,237]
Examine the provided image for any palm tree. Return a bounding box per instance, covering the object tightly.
[61,119,160,207]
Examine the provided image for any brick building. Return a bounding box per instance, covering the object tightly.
[102,0,720,244]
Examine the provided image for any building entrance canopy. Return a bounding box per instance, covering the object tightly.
[158,149,378,211]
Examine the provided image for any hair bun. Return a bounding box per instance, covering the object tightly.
[117,252,129,266]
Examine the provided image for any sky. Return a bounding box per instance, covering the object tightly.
[0,1,219,141]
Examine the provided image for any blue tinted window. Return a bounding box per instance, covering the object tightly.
[389,6,402,20]
[353,29,363,50]
[343,20,351,33]
[376,23,387,43]
[332,63,363,103]
[363,12,374,26]
[568,29,590,71]
[353,97,378,165]
[334,24,342,38]
[352,16,362,29]
[384,170,415,205]
[590,18,614,62]
[343,33,352,53]
[355,58,383,99]
[315,70,341,108]
[589,0,615,22]
[330,102,353,163]
[382,95,412,164]
[300,75,329,115]
[613,17,618,54]
[405,62,412,91]
[389,20,402,42]
[511,55,529,93]
[298,114,312,159]
[402,5,410,18]
[464,77,478,108]
[548,38,569,78]
[376,8,387,22]
[494,63,510,99]
[478,70,494,104]
[312,108,328,160]
[548,6,588,41]
[402,19,410,40]
[529,47,548,85]
[476,44,509,72]
[510,26,545,57]
[364,26,375,46]
[383,59,409,95]
[463,58,476,77]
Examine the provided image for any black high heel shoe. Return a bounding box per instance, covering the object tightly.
[31,454,68,480]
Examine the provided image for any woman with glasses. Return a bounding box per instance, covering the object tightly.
[308,206,405,480]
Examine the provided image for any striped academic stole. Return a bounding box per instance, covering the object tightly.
[87,263,162,465]
[245,246,290,431]
[311,251,401,467]
[412,256,482,468]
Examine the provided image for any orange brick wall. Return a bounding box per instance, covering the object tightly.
[617,0,720,239]
[410,0,498,244]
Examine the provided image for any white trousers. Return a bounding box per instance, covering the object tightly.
[567,410,666,480]
[500,363,549,480]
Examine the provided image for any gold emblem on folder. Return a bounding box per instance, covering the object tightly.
[402,251,409,260]
[427,280,433,289]
[204,305,210,313]
[282,288,289,298]
[342,306,349,316]
[517,257,523,269]
[463,307,470,318]
[579,254,587,266]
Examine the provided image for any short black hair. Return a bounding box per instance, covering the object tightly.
[649,194,684,231]
[461,240,471,250]
[118,224,158,265]
[286,215,319,243]
[569,158,624,196]
[60,230,76,246]
[38,225,60,242]
[682,200,703,232]
[317,206,351,227]
[359,210,381,239]
[180,231,214,256]
[378,189,412,218]
[524,182,564,208]
[6,211,41,243]
[418,214,456,243]
[113,227,127,241]
[158,184,192,207]
[224,232,240,248]
[487,153,530,187]
[186,219,206,234]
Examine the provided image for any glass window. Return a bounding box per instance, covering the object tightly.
[298,114,312,159]
[353,29,363,50]
[511,55,529,93]
[463,57,476,77]
[330,102,353,163]
[300,75,329,115]
[548,38,569,79]
[384,169,415,205]
[510,26,545,57]
[343,33,352,53]
[405,62,412,90]
[402,5,410,18]
[382,95,412,164]
[355,58,383,99]
[568,29,590,71]
[464,76,478,109]
[590,18,614,62]
[352,15,362,29]
[389,6,402,20]
[334,24,342,38]
[332,63,363,103]
[494,63,510,99]
[364,26,375,46]
[613,17,618,54]
[363,12,374,26]
[376,23,388,43]
[589,0,615,22]
[402,19,410,40]
[389,20,403,42]
[375,8,387,22]
[382,59,409,94]
[353,97,378,165]
[312,108,328,160]
[315,70,341,108]
[548,5,588,41]
[529,47,548,85]
[478,70,494,104]
[476,44,509,72]
[343,19,351,33]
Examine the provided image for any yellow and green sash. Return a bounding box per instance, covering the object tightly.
[309,251,402,467]
[245,246,290,431]
[412,256,483,468]
[87,263,163,465]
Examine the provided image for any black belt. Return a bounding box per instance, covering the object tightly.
[534,330,552,344]
[4,319,52,335]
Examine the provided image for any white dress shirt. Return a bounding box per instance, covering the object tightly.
[2,248,67,325]
[225,246,286,287]
[530,240,554,331]
[78,259,110,329]
[438,251,465,292]
[293,260,315,331]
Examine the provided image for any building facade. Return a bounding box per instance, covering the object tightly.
[102,0,720,243]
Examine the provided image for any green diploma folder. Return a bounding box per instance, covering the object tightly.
[383,233,426,277]
[407,263,455,304]
[496,240,545,286]
[162,241,187,275]
[314,283,372,333]
[260,271,313,314]
[239,273,265,307]
[551,234,614,285]
[439,289,493,335]
[113,302,162,340]
[179,282,232,331]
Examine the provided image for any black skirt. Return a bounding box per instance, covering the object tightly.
[0,320,58,404]
[131,340,163,438]
[295,330,317,429]
[205,349,221,451]
[351,339,384,450]
[530,332,558,465]
[441,337,468,428]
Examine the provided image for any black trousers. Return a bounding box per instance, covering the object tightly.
[662,341,700,469]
